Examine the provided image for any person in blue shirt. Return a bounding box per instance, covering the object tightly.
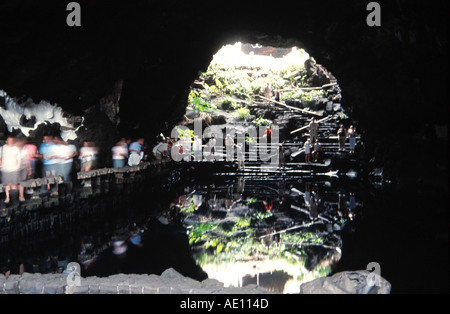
[39,135,58,194]
[128,138,145,166]
[129,138,144,155]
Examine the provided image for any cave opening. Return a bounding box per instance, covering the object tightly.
[181,40,343,141]
[186,42,313,116]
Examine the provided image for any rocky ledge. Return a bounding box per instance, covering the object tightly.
[0,268,390,294]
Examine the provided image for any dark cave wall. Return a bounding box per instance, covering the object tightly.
[0,0,448,182]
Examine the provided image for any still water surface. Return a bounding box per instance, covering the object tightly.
[0,171,364,293]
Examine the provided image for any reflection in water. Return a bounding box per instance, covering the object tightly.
[173,177,359,293]
[0,173,362,293]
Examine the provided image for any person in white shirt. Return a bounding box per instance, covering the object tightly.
[208,134,216,156]
[304,138,312,163]
[225,134,234,161]
[153,138,168,162]
[0,136,24,203]
[79,141,98,171]
[112,138,128,168]
[53,137,78,181]
[181,135,191,162]
[193,136,202,162]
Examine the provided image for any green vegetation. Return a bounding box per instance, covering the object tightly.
[176,127,194,140]
[236,107,251,119]
[246,197,258,205]
[201,56,308,102]
[280,232,325,246]
[219,97,239,110]
[188,222,219,245]
[253,116,272,126]
[189,46,324,123]
[280,89,326,102]
[255,211,273,221]
[188,90,217,113]
[185,194,336,286]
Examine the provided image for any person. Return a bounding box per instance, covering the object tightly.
[235,143,244,170]
[79,141,99,171]
[171,138,184,161]
[312,139,322,162]
[54,138,78,181]
[165,137,173,160]
[304,182,311,207]
[19,138,38,196]
[181,135,191,161]
[152,137,163,160]
[309,117,319,143]
[263,83,272,104]
[152,138,168,162]
[347,125,357,154]
[21,138,38,179]
[128,138,145,165]
[278,144,286,168]
[304,138,312,162]
[349,192,356,211]
[337,125,347,151]
[127,223,144,248]
[338,192,348,218]
[0,136,25,203]
[39,135,59,194]
[112,138,128,168]
[192,136,202,162]
[263,126,272,144]
[208,134,216,156]
[129,138,144,156]
[225,134,234,161]
[309,192,319,220]
[274,86,281,102]
[14,138,29,199]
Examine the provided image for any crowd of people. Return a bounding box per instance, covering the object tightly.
[302,118,358,163]
[0,135,95,202]
[0,133,177,203]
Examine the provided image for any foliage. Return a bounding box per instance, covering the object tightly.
[189,96,217,113]
[204,64,253,100]
[195,46,313,110]
[236,107,251,119]
[253,115,272,126]
[337,111,349,119]
[245,136,257,144]
[188,90,217,113]
[232,217,251,231]
[176,127,194,140]
[255,211,273,221]
[180,198,196,213]
[280,232,325,246]
[280,89,326,102]
[246,197,258,205]
[219,97,240,110]
[188,222,219,245]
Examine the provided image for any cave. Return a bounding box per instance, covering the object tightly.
[0,0,447,294]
